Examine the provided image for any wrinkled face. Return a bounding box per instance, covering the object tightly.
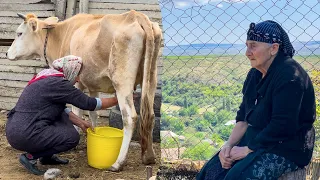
[245,40,278,70]
[7,19,42,60]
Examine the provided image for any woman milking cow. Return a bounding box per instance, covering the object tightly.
[5,56,119,175]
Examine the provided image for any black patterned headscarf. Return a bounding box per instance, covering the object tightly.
[247,20,295,58]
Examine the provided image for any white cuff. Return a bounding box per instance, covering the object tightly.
[64,108,72,114]
[95,98,102,110]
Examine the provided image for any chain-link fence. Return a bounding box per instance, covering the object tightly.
[158,0,320,178]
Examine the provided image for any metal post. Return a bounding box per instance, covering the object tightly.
[66,0,77,18]
[54,0,67,20]
[79,0,89,14]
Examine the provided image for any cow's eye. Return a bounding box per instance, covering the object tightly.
[17,33,22,37]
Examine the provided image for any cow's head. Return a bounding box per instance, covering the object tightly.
[6,13,59,60]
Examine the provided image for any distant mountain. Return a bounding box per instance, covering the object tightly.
[163,41,320,56]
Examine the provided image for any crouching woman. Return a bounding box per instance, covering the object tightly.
[5,55,118,175]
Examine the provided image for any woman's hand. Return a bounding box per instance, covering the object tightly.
[230,146,253,161]
[218,144,234,169]
[101,96,118,109]
[77,120,93,134]
[68,111,93,133]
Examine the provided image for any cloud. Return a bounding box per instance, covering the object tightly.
[223,0,256,3]
[217,3,223,8]
[196,0,210,4]
[175,1,191,8]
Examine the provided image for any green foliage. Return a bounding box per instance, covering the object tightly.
[160,112,184,132]
[162,76,243,109]
[170,117,185,132]
[161,137,179,149]
[181,142,218,160]
[194,132,207,139]
[211,133,225,148]
[189,117,212,132]
[203,110,234,127]
[216,125,234,141]
[178,105,199,117]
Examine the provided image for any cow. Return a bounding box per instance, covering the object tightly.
[6,10,162,171]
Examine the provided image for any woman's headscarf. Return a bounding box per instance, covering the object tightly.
[246,20,295,58]
[52,55,82,83]
[28,55,82,85]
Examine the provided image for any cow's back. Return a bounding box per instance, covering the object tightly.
[68,11,147,93]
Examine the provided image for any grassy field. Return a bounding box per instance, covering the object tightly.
[162,55,320,85]
[162,55,250,85]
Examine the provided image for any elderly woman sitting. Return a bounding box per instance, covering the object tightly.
[196,20,316,180]
[5,55,118,175]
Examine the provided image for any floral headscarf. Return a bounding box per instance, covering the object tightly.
[28,55,82,85]
[52,55,82,83]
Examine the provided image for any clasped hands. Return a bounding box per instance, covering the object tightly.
[218,144,253,169]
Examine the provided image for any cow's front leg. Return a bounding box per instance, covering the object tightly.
[72,82,85,133]
[108,92,137,171]
[89,91,99,128]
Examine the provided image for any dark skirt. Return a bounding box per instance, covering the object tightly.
[196,150,299,180]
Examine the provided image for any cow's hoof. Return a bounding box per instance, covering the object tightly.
[142,155,156,165]
[107,164,123,172]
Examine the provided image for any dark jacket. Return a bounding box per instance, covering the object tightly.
[236,51,316,167]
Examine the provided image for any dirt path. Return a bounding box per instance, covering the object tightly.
[0,112,160,180]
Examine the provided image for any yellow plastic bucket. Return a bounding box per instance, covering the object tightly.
[87,127,123,169]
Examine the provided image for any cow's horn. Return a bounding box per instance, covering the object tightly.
[17,13,26,20]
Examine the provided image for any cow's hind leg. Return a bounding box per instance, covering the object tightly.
[106,24,143,171]
[108,84,137,171]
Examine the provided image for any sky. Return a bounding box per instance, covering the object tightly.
[159,0,320,46]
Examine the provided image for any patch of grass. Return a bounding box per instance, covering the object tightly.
[162,103,182,111]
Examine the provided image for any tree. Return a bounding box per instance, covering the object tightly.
[178,105,199,117]
[178,108,188,116]
[187,105,199,117]
[169,117,184,132]
[203,110,233,127]
[217,125,234,141]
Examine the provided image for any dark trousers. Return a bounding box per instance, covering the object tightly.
[29,113,80,159]
[6,112,80,159]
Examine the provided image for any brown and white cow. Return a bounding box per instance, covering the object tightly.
[6,10,162,171]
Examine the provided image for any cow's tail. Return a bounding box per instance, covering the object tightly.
[137,13,162,156]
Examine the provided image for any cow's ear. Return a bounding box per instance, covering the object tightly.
[28,19,38,32]
[44,17,59,24]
